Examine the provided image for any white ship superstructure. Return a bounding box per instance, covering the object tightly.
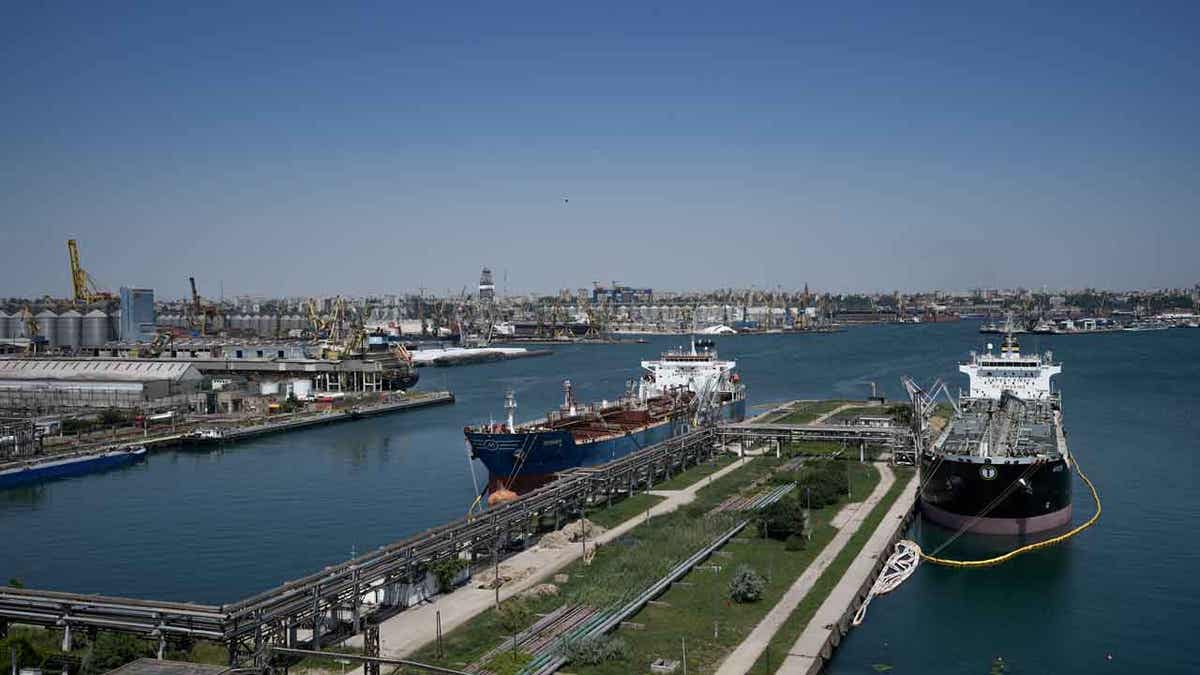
[959,332,1060,401]
[639,339,742,407]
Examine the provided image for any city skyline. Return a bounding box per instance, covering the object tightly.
[3,2,1198,298]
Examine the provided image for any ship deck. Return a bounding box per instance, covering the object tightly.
[937,398,1063,459]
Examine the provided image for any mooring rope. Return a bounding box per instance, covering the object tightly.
[855,454,1102,625]
[918,454,1101,568]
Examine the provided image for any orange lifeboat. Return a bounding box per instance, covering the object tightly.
[487,488,519,507]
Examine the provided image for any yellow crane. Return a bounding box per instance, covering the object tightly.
[66,239,112,304]
[187,277,221,335]
[18,305,40,354]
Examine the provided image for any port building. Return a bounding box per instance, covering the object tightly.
[0,359,205,412]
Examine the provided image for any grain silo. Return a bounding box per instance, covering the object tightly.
[58,310,82,350]
[36,310,59,347]
[0,311,11,340]
[82,309,110,347]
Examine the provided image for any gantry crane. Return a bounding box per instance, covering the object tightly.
[67,239,113,304]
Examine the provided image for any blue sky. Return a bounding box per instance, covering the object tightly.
[2,1,1197,298]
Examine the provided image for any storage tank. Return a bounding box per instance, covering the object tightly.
[258,315,274,337]
[233,314,248,331]
[109,309,121,343]
[58,310,82,350]
[36,310,59,347]
[82,309,110,347]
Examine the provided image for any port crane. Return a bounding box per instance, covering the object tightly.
[187,277,222,336]
[17,305,42,354]
[66,239,113,304]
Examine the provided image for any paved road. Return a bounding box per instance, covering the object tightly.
[714,462,897,675]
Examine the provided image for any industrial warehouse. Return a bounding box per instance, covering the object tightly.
[0,359,205,412]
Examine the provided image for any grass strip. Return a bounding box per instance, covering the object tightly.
[585,493,666,529]
[748,467,915,673]
[400,458,779,672]
[774,400,848,425]
[654,453,737,490]
[570,462,881,674]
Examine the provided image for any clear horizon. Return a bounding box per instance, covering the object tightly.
[3,2,1198,299]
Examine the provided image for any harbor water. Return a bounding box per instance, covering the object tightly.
[1,324,1197,672]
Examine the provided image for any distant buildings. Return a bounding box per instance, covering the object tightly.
[592,284,653,305]
[119,287,156,342]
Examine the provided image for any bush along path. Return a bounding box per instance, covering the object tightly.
[713,463,896,675]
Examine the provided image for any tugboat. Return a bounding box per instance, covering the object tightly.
[920,330,1072,535]
[465,340,746,502]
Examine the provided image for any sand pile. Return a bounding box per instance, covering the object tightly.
[538,518,606,549]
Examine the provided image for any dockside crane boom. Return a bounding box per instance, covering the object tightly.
[67,239,112,304]
[186,276,221,335]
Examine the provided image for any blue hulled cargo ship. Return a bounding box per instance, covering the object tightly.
[0,445,147,489]
[465,341,745,501]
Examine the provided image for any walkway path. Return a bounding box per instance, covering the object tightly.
[811,402,857,424]
[714,462,896,675]
[370,455,755,660]
[776,469,919,674]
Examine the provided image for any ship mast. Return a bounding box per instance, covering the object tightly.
[504,390,517,432]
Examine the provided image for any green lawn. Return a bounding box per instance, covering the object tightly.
[774,400,848,425]
[653,453,738,490]
[400,457,774,672]
[585,493,665,529]
[572,462,881,675]
[749,467,915,673]
[403,458,885,675]
[784,440,847,456]
[825,405,888,423]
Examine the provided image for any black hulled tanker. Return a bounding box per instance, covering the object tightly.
[920,329,1073,535]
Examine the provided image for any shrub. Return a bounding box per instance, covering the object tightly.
[756,496,807,541]
[887,405,913,426]
[795,460,849,507]
[784,534,807,551]
[484,650,533,675]
[563,635,630,665]
[83,632,153,675]
[728,565,766,603]
[495,599,532,636]
[430,556,468,592]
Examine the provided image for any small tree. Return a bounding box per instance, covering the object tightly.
[728,565,766,603]
[562,635,630,665]
[757,496,807,541]
[83,633,153,675]
[495,599,532,636]
[431,557,468,592]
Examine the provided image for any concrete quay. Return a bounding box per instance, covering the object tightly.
[776,470,919,674]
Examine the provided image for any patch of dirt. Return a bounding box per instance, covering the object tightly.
[537,518,606,549]
[522,583,560,598]
[474,564,538,589]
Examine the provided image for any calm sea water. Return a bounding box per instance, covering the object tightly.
[2,324,1196,672]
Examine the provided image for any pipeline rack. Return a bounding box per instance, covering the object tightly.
[0,426,724,668]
